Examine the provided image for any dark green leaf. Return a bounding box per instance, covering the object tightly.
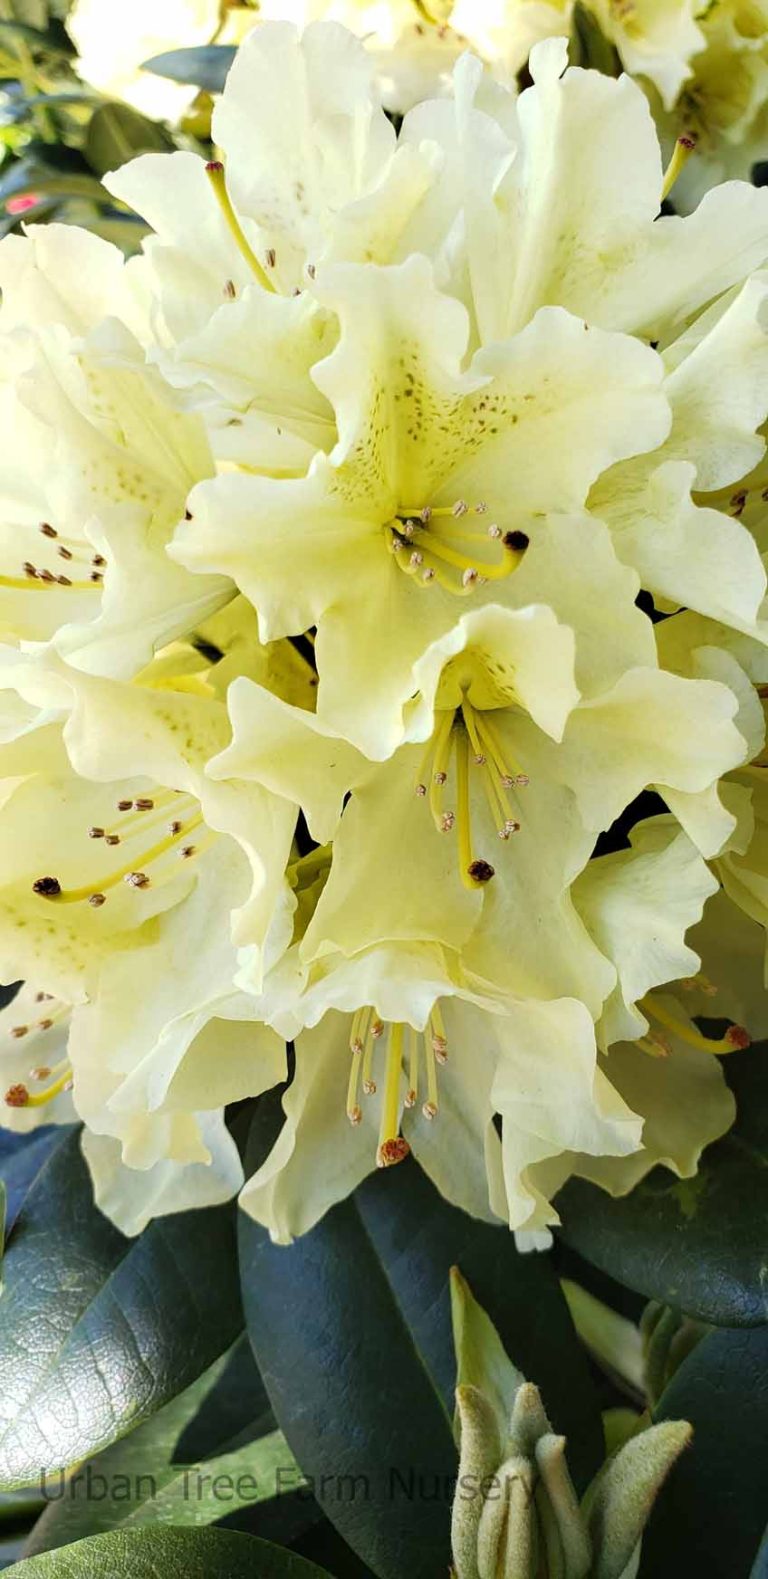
[85,103,174,176]
[556,1045,768,1326]
[568,1,621,73]
[356,1160,603,1490]
[8,1527,332,1576]
[0,1129,243,1488]
[141,45,237,93]
[239,1191,457,1579]
[639,1325,768,1577]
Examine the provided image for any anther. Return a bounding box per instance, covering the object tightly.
[134,798,154,810]
[265,248,276,268]
[58,546,73,560]
[30,1066,51,1080]
[488,524,502,539]
[88,827,105,839]
[105,834,120,847]
[169,819,182,834]
[89,571,103,584]
[39,569,55,584]
[180,845,196,859]
[422,1101,438,1120]
[440,811,455,832]
[415,783,427,797]
[475,502,488,514]
[11,1025,28,1039]
[363,1079,377,1096]
[223,279,236,299]
[348,1104,362,1125]
[409,551,423,568]
[422,568,435,582]
[23,562,38,578]
[92,555,106,569]
[57,575,71,586]
[462,568,479,587]
[125,872,150,888]
[371,1020,385,1040]
[117,799,132,811]
[452,500,468,517]
[38,1018,53,1031]
[404,1088,417,1109]
[33,876,61,897]
[39,522,57,538]
[89,893,106,907]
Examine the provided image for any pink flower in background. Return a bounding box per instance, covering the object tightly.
[6,193,40,214]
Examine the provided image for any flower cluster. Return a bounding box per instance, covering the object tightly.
[2,20,768,1244]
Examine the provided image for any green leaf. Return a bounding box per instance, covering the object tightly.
[557,1045,768,1326]
[239,1195,457,1579]
[85,103,174,176]
[7,1527,332,1576]
[0,1128,243,1489]
[567,0,621,74]
[639,1325,768,1577]
[356,1160,604,1489]
[0,19,74,56]
[238,1131,603,1579]
[0,157,103,205]
[141,44,236,93]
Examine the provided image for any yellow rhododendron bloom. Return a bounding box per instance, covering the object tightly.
[69,0,259,120]
[0,21,766,1237]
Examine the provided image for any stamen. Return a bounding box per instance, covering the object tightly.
[641,997,750,1054]
[205,161,275,293]
[388,503,528,595]
[456,725,494,889]
[32,813,204,905]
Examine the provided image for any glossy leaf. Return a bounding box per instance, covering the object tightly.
[9,1527,332,1576]
[239,1134,603,1579]
[0,1129,243,1488]
[141,44,236,93]
[557,1046,768,1326]
[640,1325,768,1577]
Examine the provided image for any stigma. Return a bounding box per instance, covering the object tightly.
[31,788,214,909]
[387,500,529,595]
[415,699,527,889]
[637,993,750,1057]
[346,1005,449,1168]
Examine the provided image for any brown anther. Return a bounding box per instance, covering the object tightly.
[679,132,697,149]
[725,1025,751,1050]
[22,561,38,579]
[168,819,183,834]
[462,567,479,586]
[5,1083,29,1108]
[474,502,488,514]
[371,1021,385,1040]
[422,567,436,582]
[409,551,424,568]
[39,568,56,583]
[434,770,447,785]
[88,827,105,839]
[57,575,72,587]
[265,248,276,268]
[35,992,52,1002]
[473,753,486,765]
[415,783,427,797]
[206,159,224,173]
[39,522,57,538]
[452,500,468,517]
[185,509,193,521]
[363,1079,377,1096]
[488,524,502,539]
[499,820,521,840]
[223,279,236,299]
[89,893,106,908]
[440,812,455,832]
[33,876,61,897]
[38,1019,53,1031]
[133,798,154,810]
[504,530,530,552]
[468,859,495,884]
[92,555,106,569]
[10,1026,28,1039]
[419,507,432,523]
[117,799,132,811]
[89,571,103,584]
[432,1037,448,1064]
[125,872,150,888]
[58,546,73,560]
[347,1105,363,1126]
[105,834,120,847]
[404,1088,417,1109]
[307,262,316,279]
[180,845,196,859]
[30,1066,51,1081]
[422,1101,438,1120]
[376,1137,411,1168]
